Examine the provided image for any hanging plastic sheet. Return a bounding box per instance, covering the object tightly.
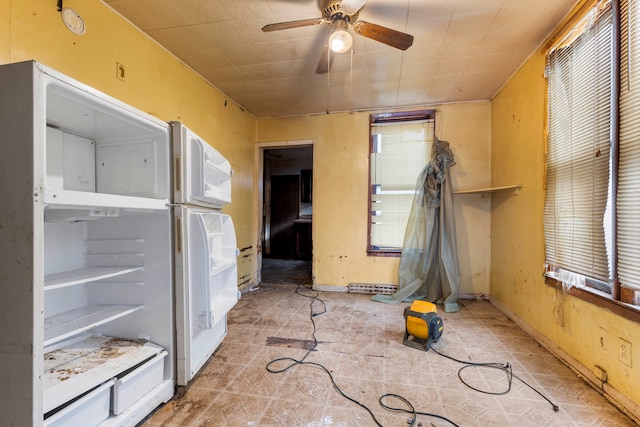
[372,138,460,312]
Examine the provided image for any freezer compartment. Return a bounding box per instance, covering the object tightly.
[174,207,238,385]
[111,350,168,415]
[44,75,170,209]
[171,122,231,208]
[44,379,114,427]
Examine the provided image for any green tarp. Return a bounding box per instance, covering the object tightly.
[372,138,460,312]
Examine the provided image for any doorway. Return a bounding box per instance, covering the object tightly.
[260,145,313,285]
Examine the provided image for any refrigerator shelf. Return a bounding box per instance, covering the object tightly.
[44,266,144,291]
[44,304,145,347]
[43,335,163,414]
[44,189,169,211]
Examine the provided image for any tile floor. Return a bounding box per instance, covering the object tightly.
[143,283,637,426]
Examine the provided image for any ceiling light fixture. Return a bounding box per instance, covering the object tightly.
[329,19,353,53]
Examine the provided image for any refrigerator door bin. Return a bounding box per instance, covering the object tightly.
[44,379,115,427]
[171,122,231,208]
[111,350,168,415]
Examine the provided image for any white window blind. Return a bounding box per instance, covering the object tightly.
[618,0,640,292]
[544,1,613,283]
[370,120,434,250]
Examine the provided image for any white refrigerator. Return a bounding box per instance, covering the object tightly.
[0,61,238,426]
[0,60,175,427]
[171,122,239,386]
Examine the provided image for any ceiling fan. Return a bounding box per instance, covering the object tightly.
[262,0,414,74]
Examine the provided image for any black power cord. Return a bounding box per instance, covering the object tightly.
[378,393,460,427]
[426,338,560,413]
[265,284,387,426]
[265,284,459,427]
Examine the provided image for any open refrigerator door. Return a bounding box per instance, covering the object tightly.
[171,122,239,386]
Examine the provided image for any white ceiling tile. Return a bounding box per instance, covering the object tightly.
[488,3,545,35]
[453,0,503,15]
[264,0,322,23]
[217,44,261,66]
[407,17,451,45]
[168,0,230,24]
[445,11,496,42]
[197,20,250,47]
[103,0,579,117]
[409,0,456,22]
[221,0,278,23]
[106,0,191,31]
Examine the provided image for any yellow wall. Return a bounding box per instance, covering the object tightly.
[5,0,638,416]
[491,41,640,411]
[256,102,493,293]
[1,0,258,287]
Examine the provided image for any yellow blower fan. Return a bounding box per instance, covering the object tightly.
[403,300,443,351]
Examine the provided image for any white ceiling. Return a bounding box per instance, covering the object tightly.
[102,0,578,118]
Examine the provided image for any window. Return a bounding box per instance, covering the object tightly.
[618,0,640,305]
[368,110,435,254]
[544,0,613,287]
[545,0,640,311]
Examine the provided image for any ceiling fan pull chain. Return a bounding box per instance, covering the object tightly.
[350,47,354,114]
[326,45,331,114]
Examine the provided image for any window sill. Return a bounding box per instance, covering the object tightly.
[367,250,400,257]
[545,276,640,323]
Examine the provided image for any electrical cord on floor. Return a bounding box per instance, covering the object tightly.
[378,393,460,427]
[265,283,385,426]
[264,284,459,427]
[426,338,560,413]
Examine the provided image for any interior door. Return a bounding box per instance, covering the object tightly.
[269,175,299,259]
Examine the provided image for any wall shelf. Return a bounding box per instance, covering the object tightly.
[453,185,522,195]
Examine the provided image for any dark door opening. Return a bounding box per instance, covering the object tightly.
[269,175,299,259]
[261,146,313,285]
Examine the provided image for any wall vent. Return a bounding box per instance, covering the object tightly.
[348,283,398,295]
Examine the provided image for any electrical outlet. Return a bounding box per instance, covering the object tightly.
[618,337,632,367]
[598,326,608,350]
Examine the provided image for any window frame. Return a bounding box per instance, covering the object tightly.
[544,0,640,320]
[544,0,615,287]
[367,109,436,256]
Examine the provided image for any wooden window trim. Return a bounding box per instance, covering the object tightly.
[367,109,436,256]
[545,276,640,323]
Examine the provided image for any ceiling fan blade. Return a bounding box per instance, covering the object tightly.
[352,21,414,50]
[262,17,325,32]
[316,41,335,74]
[339,0,367,13]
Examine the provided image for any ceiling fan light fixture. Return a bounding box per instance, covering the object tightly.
[329,29,353,53]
